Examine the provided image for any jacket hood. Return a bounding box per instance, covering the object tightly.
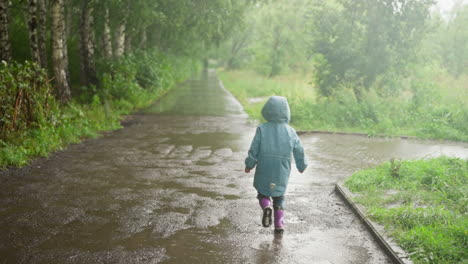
[261,96,290,123]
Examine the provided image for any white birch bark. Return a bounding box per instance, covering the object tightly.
[103,8,112,59]
[28,0,41,65]
[51,0,71,103]
[114,21,126,58]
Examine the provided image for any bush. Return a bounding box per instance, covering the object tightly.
[0,61,59,140]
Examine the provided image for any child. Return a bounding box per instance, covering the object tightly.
[245,96,307,233]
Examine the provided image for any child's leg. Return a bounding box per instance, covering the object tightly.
[272,196,285,210]
[257,193,273,227]
[272,196,285,232]
[257,193,271,209]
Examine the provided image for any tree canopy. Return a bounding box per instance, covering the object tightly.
[0,0,251,101]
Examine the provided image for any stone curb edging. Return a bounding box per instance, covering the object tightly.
[335,183,412,264]
[297,130,417,140]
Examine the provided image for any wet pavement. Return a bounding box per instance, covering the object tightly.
[1,70,467,264]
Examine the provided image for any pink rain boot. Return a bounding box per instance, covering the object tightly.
[259,197,273,227]
[274,209,285,233]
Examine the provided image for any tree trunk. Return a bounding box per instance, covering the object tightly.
[114,3,129,58]
[102,8,112,59]
[63,2,70,80]
[114,21,126,58]
[0,0,11,62]
[79,0,97,86]
[28,0,42,65]
[51,0,71,103]
[38,0,48,68]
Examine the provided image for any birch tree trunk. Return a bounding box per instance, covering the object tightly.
[0,0,11,62]
[38,0,48,68]
[28,0,42,65]
[114,2,129,58]
[79,0,97,86]
[114,20,126,58]
[51,0,71,103]
[102,8,112,59]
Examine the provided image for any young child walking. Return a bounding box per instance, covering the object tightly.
[244,96,307,233]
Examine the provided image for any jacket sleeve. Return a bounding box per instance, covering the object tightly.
[293,134,308,172]
[245,127,261,169]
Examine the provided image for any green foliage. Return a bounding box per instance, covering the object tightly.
[309,0,434,98]
[144,0,248,54]
[1,0,245,167]
[215,0,312,77]
[217,70,315,122]
[437,5,468,77]
[78,50,199,104]
[250,0,310,77]
[0,53,199,168]
[346,157,467,203]
[219,69,468,142]
[218,0,467,142]
[0,61,59,139]
[8,4,31,62]
[0,102,121,167]
[389,158,402,178]
[399,224,467,264]
[345,157,467,264]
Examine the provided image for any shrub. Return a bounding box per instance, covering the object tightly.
[0,61,59,140]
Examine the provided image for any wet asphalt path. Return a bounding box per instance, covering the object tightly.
[1,70,467,264]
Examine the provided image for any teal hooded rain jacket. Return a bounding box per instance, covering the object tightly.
[245,96,308,197]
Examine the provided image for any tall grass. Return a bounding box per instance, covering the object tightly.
[217,70,315,123]
[218,69,468,141]
[345,157,467,264]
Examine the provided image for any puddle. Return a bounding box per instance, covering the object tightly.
[1,69,466,263]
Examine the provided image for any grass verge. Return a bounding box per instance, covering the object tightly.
[217,69,315,124]
[0,53,199,168]
[344,157,467,264]
[0,91,159,168]
[218,69,468,141]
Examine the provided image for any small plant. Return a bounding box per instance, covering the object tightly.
[390,158,402,178]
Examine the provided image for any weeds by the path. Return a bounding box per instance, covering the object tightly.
[0,52,199,168]
[345,157,467,264]
[218,69,468,142]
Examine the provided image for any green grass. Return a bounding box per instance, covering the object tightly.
[220,68,468,262]
[0,89,164,168]
[217,69,316,124]
[0,53,199,168]
[345,157,467,264]
[218,69,468,141]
